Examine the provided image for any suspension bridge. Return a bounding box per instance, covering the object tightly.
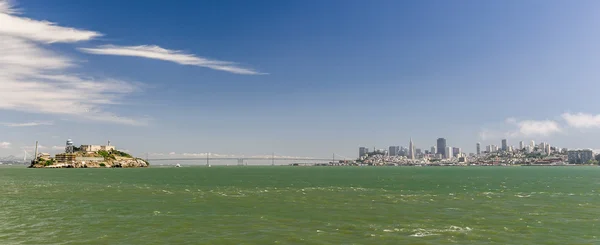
[148,153,352,165]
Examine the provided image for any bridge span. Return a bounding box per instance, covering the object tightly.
[149,157,332,161]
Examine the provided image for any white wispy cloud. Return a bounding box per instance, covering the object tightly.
[507,119,561,137]
[0,1,144,125]
[480,118,561,140]
[78,45,265,75]
[51,145,64,150]
[561,112,600,128]
[1,121,53,127]
[0,1,101,43]
[0,142,11,149]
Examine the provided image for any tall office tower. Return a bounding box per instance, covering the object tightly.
[388,146,399,157]
[501,139,507,151]
[531,140,535,149]
[519,141,524,150]
[431,146,436,154]
[486,145,492,153]
[445,146,452,159]
[408,138,415,160]
[476,142,481,155]
[545,144,551,154]
[359,147,369,157]
[437,138,447,158]
[452,147,461,157]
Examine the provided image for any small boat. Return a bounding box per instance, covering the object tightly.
[175,164,181,167]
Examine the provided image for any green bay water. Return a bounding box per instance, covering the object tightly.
[1,166,600,244]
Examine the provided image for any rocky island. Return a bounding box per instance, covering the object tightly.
[29,139,149,168]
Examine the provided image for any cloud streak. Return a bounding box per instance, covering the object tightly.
[1,121,53,127]
[78,45,265,75]
[0,1,101,43]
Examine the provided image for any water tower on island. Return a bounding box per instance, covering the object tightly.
[66,139,74,153]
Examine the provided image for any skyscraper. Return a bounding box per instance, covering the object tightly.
[431,146,436,154]
[359,147,369,157]
[476,142,481,155]
[531,140,535,149]
[452,147,461,157]
[437,138,446,158]
[519,141,524,150]
[501,139,507,151]
[445,146,452,159]
[388,146,399,157]
[408,138,415,160]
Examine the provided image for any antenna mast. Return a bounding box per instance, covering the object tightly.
[33,141,39,162]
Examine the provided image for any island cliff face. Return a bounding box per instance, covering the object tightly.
[29,149,149,168]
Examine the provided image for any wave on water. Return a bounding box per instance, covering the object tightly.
[409,226,472,238]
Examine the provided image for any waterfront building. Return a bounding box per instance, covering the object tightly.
[388,146,399,157]
[55,153,76,163]
[519,141,524,150]
[501,139,507,151]
[80,144,115,153]
[437,138,447,158]
[476,142,481,155]
[568,149,593,164]
[445,146,452,159]
[359,147,369,157]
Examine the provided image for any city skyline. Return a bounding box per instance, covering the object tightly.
[4,0,600,158]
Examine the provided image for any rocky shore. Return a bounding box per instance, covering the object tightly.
[29,158,149,168]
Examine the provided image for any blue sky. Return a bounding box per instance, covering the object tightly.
[2,0,600,159]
